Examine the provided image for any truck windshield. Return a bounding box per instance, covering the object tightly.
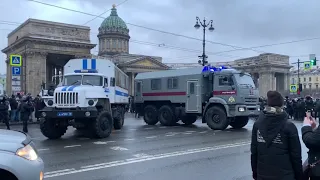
[63,75,82,86]
[62,75,103,86]
[83,75,103,86]
[234,74,256,88]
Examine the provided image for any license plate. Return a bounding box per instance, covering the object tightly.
[57,112,73,117]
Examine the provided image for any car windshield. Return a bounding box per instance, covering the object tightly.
[62,75,82,86]
[233,73,256,88]
[82,75,103,86]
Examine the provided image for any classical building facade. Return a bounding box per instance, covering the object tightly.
[2,19,96,96]
[290,67,320,91]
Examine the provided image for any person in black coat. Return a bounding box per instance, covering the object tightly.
[251,91,303,180]
[301,112,320,179]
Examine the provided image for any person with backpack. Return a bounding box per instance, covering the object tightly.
[251,90,303,180]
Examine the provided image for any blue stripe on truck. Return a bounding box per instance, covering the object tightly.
[115,90,128,97]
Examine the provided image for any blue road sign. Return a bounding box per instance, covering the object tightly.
[12,67,21,75]
[10,55,22,67]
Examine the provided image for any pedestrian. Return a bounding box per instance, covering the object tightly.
[19,95,34,133]
[251,90,303,180]
[0,95,10,130]
[301,111,320,179]
[9,94,19,122]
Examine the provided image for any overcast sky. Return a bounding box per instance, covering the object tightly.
[1,0,320,74]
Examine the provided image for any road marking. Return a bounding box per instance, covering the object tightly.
[183,132,192,135]
[44,168,76,175]
[64,145,81,148]
[145,136,157,139]
[44,141,250,178]
[133,153,152,158]
[110,146,129,151]
[199,131,208,134]
[93,141,115,145]
[165,134,176,137]
[124,138,135,141]
[38,148,50,151]
[145,127,154,130]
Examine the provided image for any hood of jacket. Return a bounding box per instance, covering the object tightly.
[257,106,288,147]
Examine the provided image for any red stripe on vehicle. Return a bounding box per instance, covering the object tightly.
[143,92,186,96]
[213,91,237,95]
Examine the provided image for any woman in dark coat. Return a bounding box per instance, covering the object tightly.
[251,91,303,180]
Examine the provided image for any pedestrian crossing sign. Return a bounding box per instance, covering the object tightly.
[10,55,22,67]
[290,84,297,93]
[304,62,311,70]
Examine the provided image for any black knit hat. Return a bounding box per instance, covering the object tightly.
[267,91,284,107]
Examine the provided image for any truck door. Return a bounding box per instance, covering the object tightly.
[135,81,143,102]
[213,75,235,102]
[186,80,199,112]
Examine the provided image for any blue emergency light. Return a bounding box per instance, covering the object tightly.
[202,65,228,72]
[74,69,98,73]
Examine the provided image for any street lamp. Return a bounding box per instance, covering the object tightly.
[194,17,214,66]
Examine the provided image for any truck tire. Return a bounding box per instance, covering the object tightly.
[40,118,67,139]
[143,105,158,125]
[205,106,229,130]
[158,105,175,126]
[181,115,197,125]
[114,107,125,130]
[230,116,249,129]
[91,111,113,138]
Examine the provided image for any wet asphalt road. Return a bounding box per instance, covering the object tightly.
[4,114,308,180]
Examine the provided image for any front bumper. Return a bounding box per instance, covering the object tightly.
[230,104,260,117]
[40,106,98,119]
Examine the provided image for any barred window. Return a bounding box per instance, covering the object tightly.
[168,78,178,89]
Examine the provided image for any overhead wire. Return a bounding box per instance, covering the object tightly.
[82,0,129,25]
[26,0,262,53]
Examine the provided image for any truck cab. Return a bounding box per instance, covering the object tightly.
[40,69,115,139]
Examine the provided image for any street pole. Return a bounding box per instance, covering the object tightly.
[194,17,214,66]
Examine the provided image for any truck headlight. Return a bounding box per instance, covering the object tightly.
[88,100,94,106]
[16,144,38,161]
[257,107,260,111]
[47,100,53,106]
[238,107,245,112]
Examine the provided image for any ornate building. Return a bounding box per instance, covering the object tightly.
[96,5,169,95]
[98,4,130,56]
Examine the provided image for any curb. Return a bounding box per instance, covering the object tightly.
[0,121,40,126]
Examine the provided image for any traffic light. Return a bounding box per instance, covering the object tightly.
[311,57,317,66]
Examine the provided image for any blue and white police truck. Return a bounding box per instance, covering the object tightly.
[40,58,129,139]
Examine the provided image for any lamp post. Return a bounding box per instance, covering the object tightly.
[194,17,214,66]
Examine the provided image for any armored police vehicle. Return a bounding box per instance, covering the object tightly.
[40,58,129,139]
[134,65,260,130]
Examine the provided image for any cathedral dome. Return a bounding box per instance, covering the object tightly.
[100,4,128,30]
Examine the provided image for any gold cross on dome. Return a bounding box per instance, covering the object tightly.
[112,4,116,8]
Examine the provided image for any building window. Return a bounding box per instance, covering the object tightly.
[317,77,319,81]
[113,39,117,49]
[291,78,295,84]
[167,78,178,89]
[309,84,312,89]
[151,79,161,90]
[304,77,306,82]
[106,40,110,49]
[304,84,307,89]
[299,78,301,82]
[316,84,319,89]
[309,77,312,81]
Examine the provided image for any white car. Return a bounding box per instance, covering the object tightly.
[0,129,44,180]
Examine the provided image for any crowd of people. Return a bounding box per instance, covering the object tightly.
[253,91,320,180]
[0,93,45,132]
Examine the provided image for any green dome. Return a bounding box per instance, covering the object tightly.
[100,5,127,29]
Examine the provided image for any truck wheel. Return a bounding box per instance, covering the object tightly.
[158,105,175,126]
[181,115,197,125]
[205,106,229,130]
[114,107,125,130]
[91,111,113,138]
[40,118,67,139]
[143,105,158,125]
[230,116,249,129]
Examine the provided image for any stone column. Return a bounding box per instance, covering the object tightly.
[5,56,11,94]
[26,51,47,96]
[131,72,135,96]
[259,72,275,97]
[285,73,290,91]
